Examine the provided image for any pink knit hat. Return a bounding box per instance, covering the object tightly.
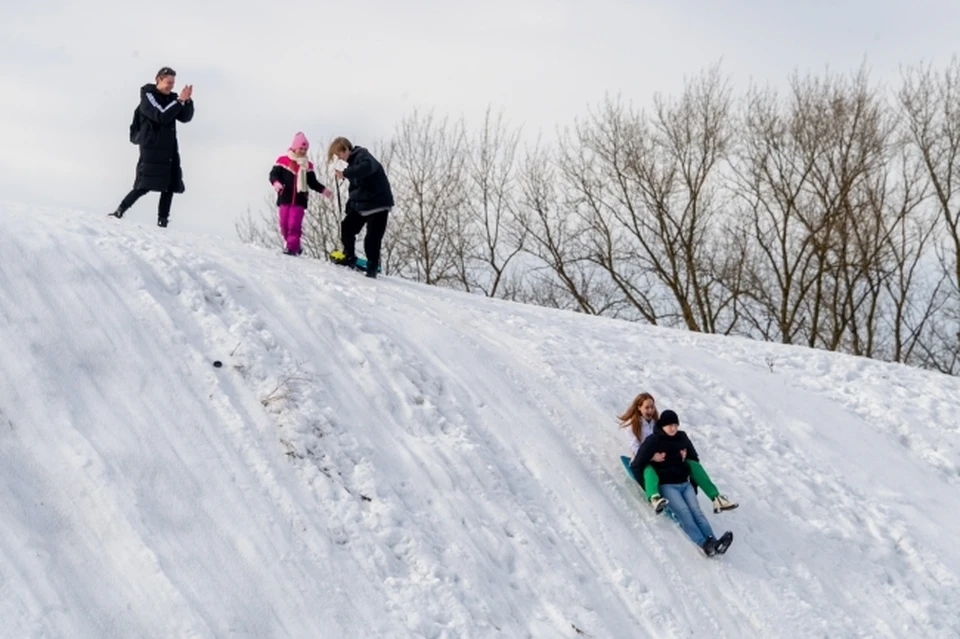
[290,132,309,151]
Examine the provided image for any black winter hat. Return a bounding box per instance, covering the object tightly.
[656,410,679,429]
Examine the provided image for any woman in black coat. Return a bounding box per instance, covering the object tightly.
[109,67,195,227]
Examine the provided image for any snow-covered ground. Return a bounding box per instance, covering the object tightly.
[1,203,959,639]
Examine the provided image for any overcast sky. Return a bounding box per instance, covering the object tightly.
[1,0,958,241]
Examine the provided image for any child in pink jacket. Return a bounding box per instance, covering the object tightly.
[268,132,333,255]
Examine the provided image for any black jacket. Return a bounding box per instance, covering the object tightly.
[268,156,328,207]
[630,425,701,486]
[342,146,394,213]
[134,83,194,193]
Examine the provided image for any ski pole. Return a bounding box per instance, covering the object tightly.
[335,176,342,215]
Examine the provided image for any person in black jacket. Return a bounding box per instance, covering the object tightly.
[327,136,393,278]
[620,392,738,515]
[109,66,194,227]
[631,410,734,556]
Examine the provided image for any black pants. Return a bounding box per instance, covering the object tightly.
[118,189,173,221]
[341,209,389,272]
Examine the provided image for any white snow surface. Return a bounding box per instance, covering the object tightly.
[1,203,959,639]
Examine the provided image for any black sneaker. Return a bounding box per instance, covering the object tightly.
[702,536,718,557]
[158,218,168,228]
[714,531,734,554]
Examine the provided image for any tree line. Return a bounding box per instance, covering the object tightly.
[238,59,960,376]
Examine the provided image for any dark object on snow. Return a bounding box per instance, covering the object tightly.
[212,360,222,368]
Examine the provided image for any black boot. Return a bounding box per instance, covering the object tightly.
[714,531,734,554]
[702,536,718,557]
[158,217,168,228]
[107,209,124,219]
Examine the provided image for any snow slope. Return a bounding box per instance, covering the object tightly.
[1,203,959,639]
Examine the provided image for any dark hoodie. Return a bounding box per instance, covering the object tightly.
[629,410,701,486]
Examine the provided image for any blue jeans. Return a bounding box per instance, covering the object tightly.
[659,481,715,546]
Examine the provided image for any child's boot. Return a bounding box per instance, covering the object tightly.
[712,495,738,513]
[333,253,357,268]
[649,493,668,514]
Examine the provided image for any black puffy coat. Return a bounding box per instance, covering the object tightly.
[133,83,195,193]
[630,424,701,487]
[342,146,394,213]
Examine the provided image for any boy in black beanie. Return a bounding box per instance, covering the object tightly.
[631,410,735,556]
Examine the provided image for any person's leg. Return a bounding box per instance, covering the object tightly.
[677,480,716,541]
[157,191,173,226]
[112,188,148,217]
[287,205,305,254]
[340,209,366,263]
[686,461,718,499]
[687,460,738,512]
[362,210,389,274]
[278,205,291,249]
[658,483,708,546]
[643,466,660,500]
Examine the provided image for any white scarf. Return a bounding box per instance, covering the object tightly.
[288,151,310,193]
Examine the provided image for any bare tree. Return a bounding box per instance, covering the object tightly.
[730,67,890,349]
[899,57,960,372]
[235,199,282,249]
[513,136,625,315]
[803,66,892,354]
[387,109,469,285]
[455,107,528,298]
[555,64,738,330]
[878,146,942,365]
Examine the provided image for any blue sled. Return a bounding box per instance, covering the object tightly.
[620,455,680,525]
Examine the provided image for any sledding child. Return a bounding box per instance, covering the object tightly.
[631,409,735,556]
[269,132,333,255]
[327,136,394,278]
[619,393,737,514]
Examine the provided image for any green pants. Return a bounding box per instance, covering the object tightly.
[643,461,718,500]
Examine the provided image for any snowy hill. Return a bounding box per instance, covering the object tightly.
[1,203,959,639]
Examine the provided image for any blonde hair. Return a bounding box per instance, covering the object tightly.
[618,392,658,443]
[326,136,353,163]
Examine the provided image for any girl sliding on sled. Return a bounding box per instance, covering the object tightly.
[619,392,737,514]
[630,409,735,556]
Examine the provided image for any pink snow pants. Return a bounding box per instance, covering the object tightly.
[278,204,305,253]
